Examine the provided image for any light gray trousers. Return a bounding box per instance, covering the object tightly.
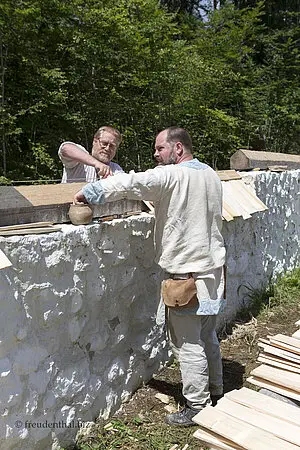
[167,310,223,410]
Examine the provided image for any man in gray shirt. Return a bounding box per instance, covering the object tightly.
[58,126,124,183]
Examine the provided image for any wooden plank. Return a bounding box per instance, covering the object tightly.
[232,180,268,212]
[222,206,234,222]
[267,340,300,356]
[258,338,270,345]
[222,200,239,218]
[142,200,155,214]
[216,397,300,446]
[247,376,300,402]
[0,226,62,236]
[228,180,265,213]
[0,222,54,232]
[0,249,12,269]
[268,165,288,172]
[270,334,300,350]
[217,170,242,181]
[258,355,300,374]
[193,406,299,450]
[222,182,252,219]
[0,183,85,214]
[0,203,71,227]
[225,387,300,427]
[259,352,300,369]
[0,182,143,227]
[251,364,300,392]
[292,330,300,340]
[269,334,300,354]
[193,429,241,450]
[258,343,300,362]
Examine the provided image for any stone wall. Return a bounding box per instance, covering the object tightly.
[222,170,299,322]
[0,215,166,450]
[0,170,299,449]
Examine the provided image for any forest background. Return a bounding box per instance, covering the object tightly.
[0,0,299,183]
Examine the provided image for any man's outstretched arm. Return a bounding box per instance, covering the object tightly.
[74,169,165,205]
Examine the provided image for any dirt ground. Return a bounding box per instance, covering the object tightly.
[76,296,300,450]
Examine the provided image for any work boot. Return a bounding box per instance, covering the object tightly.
[211,393,223,406]
[164,406,200,427]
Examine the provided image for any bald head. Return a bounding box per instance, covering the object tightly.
[165,127,193,154]
[154,127,193,165]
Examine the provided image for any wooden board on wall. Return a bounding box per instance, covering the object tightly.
[216,170,242,181]
[0,184,144,226]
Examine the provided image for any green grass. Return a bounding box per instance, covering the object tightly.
[76,418,200,450]
[237,267,300,321]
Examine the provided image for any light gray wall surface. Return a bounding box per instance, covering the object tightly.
[0,170,299,449]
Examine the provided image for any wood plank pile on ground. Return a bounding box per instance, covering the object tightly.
[193,387,300,449]
[249,326,300,402]
[193,321,300,449]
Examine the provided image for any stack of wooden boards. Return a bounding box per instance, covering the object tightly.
[248,325,300,402]
[193,321,300,449]
[0,222,62,236]
[193,386,300,449]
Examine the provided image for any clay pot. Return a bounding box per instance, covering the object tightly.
[68,203,93,225]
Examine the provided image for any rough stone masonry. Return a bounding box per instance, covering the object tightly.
[0,170,299,449]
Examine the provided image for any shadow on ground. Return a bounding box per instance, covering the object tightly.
[147,356,245,406]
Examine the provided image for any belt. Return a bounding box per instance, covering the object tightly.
[168,272,194,280]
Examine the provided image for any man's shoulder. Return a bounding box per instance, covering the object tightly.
[109,161,124,173]
[179,158,210,170]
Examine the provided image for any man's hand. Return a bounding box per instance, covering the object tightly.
[74,190,88,204]
[94,161,113,179]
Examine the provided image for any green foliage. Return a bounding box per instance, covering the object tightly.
[237,267,300,321]
[237,278,275,320]
[1,0,300,180]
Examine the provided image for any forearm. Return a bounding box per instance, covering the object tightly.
[81,171,164,205]
[60,143,99,168]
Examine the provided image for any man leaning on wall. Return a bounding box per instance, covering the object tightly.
[73,126,226,427]
[58,126,124,183]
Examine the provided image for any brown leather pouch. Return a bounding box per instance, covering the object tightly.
[161,276,198,308]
